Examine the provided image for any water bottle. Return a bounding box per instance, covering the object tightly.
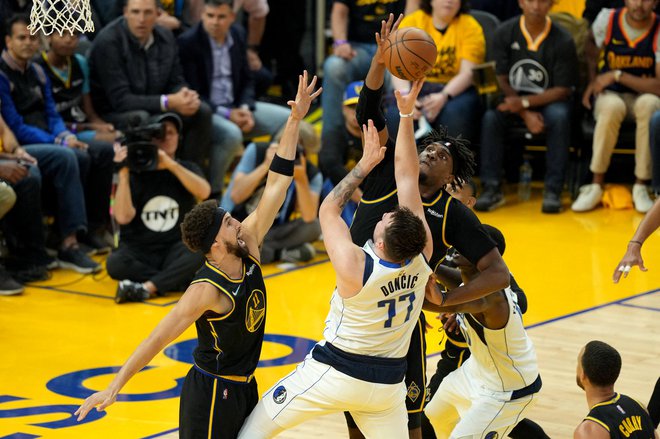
[518,157,533,201]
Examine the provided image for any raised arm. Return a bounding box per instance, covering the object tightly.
[74,282,224,421]
[320,120,387,297]
[613,198,660,283]
[241,71,321,244]
[393,79,433,260]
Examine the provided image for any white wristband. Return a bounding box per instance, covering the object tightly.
[399,111,414,118]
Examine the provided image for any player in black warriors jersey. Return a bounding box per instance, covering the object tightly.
[343,14,510,439]
[575,340,658,439]
[74,72,322,438]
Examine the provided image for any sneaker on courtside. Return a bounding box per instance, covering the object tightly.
[571,184,603,212]
[115,280,150,304]
[58,246,102,274]
[281,243,316,263]
[632,184,654,213]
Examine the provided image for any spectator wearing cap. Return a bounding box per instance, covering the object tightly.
[108,112,210,303]
[220,121,322,263]
[177,0,290,197]
[319,80,364,224]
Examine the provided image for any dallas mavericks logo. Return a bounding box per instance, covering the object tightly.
[509,59,549,94]
[273,386,287,404]
[141,195,180,232]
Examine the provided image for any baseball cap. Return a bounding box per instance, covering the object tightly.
[343,81,364,106]
[149,112,182,132]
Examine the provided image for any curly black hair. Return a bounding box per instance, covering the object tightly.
[181,200,219,253]
[419,0,470,16]
[581,341,622,387]
[419,126,476,192]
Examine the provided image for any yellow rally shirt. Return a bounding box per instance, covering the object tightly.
[400,10,485,84]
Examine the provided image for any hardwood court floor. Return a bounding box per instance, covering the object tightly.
[1,190,659,439]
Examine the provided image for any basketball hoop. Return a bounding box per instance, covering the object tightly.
[28,0,95,36]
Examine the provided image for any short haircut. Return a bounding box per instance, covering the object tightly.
[383,206,427,262]
[181,199,219,253]
[5,14,30,36]
[419,0,469,16]
[419,126,476,191]
[582,341,622,387]
[465,178,478,198]
[204,0,233,7]
[481,224,505,256]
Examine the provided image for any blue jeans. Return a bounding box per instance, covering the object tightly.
[480,101,571,194]
[385,85,482,143]
[321,42,386,142]
[210,102,290,193]
[23,144,87,237]
[651,110,660,193]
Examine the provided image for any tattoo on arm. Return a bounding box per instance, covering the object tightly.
[330,164,366,210]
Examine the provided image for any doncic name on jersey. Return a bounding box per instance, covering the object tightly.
[380,271,419,297]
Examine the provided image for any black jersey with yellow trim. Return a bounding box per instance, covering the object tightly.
[190,256,267,377]
[583,393,655,438]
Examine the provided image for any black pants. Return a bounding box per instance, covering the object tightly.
[73,139,114,231]
[106,240,203,293]
[179,367,259,439]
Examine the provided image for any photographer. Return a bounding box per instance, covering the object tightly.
[107,113,210,303]
[221,121,322,263]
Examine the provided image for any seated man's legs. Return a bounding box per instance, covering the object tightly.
[250,102,291,138]
[321,43,377,143]
[151,241,203,293]
[475,109,513,211]
[22,144,100,273]
[540,101,571,213]
[632,94,660,211]
[180,101,213,172]
[210,114,244,195]
[651,110,660,194]
[260,218,321,264]
[435,87,482,144]
[572,92,626,212]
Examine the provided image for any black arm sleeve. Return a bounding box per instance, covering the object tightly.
[355,84,387,131]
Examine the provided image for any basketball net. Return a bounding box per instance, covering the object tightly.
[28,0,95,36]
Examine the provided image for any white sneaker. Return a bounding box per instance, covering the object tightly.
[632,184,654,213]
[571,184,604,212]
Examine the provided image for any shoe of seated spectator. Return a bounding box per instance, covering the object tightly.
[541,191,562,214]
[632,184,653,213]
[280,243,316,263]
[571,184,603,212]
[57,246,102,274]
[79,231,112,255]
[115,280,150,304]
[474,185,505,212]
[12,265,50,283]
[0,266,24,296]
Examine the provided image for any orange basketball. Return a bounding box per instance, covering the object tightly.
[382,27,437,81]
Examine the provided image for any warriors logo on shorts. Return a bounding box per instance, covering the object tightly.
[273,385,287,404]
[407,381,421,403]
[246,289,266,332]
[485,432,499,439]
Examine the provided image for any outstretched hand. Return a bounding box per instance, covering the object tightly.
[375,13,403,64]
[358,119,387,171]
[74,389,117,421]
[288,70,322,120]
[394,78,425,115]
[612,244,646,283]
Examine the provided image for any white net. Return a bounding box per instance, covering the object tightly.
[28,0,95,36]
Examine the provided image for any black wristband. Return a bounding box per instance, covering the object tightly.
[356,84,387,131]
[269,154,294,176]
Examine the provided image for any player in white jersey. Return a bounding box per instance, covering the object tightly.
[424,225,541,439]
[238,80,434,438]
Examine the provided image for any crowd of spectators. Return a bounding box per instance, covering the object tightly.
[0,0,658,300]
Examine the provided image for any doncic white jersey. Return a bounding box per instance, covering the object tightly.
[323,240,432,358]
[457,287,539,391]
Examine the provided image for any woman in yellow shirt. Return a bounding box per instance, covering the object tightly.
[386,0,486,143]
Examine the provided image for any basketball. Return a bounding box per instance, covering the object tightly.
[382,27,437,81]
